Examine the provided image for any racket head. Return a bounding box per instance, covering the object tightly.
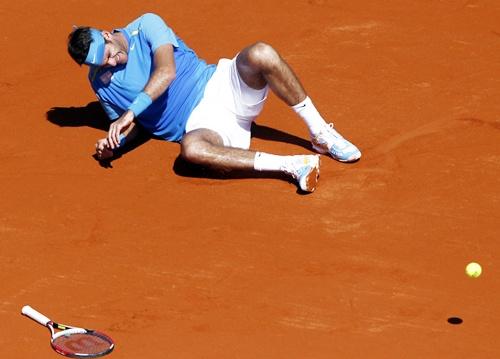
[51,328,114,358]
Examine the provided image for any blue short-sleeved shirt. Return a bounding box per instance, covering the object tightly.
[89,13,216,141]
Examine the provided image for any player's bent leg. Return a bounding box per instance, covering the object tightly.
[181,129,320,192]
[238,42,361,163]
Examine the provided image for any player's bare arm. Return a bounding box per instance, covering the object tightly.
[143,44,176,99]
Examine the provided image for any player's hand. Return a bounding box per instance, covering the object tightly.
[108,110,134,149]
[95,138,114,160]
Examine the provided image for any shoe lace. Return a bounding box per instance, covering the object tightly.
[324,123,343,139]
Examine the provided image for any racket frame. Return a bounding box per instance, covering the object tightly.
[22,305,114,358]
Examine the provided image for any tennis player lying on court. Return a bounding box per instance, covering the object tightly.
[67,13,361,192]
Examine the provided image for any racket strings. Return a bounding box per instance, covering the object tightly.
[52,332,113,356]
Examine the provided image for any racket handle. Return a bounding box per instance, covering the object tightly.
[21,305,51,326]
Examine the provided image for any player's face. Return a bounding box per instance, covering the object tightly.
[102,33,128,67]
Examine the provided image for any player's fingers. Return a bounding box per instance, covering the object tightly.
[115,122,125,146]
[108,126,117,149]
[114,130,121,148]
[106,134,113,150]
[112,122,123,148]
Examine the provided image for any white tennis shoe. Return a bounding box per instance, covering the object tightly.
[311,123,361,162]
[281,155,320,193]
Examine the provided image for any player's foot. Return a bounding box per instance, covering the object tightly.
[311,123,361,162]
[281,155,320,193]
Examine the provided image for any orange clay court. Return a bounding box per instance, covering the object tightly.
[1,1,499,358]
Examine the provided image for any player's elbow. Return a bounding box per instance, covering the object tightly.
[161,66,176,86]
[166,69,176,83]
[180,133,211,165]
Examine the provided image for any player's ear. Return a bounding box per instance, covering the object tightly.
[102,31,113,42]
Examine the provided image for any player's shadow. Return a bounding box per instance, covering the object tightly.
[46,101,152,168]
[46,101,110,131]
[251,122,313,151]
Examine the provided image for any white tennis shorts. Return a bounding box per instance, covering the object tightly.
[184,56,269,150]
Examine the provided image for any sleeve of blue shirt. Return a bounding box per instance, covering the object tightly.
[140,13,179,52]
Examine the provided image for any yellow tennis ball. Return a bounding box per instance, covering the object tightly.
[465,262,482,278]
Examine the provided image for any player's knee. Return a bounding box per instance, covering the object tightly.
[180,134,208,164]
[247,41,279,69]
[180,137,199,163]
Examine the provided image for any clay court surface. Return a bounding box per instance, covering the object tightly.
[1,0,499,358]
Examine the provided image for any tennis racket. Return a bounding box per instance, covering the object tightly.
[22,305,114,358]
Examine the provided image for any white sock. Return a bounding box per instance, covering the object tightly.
[254,152,291,172]
[292,96,327,136]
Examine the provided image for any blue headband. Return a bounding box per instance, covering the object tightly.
[84,29,105,66]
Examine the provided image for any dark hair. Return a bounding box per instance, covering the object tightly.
[67,27,93,65]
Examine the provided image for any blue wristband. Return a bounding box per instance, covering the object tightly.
[118,133,126,147]
[112,134,126,153]
[128,92,152,116]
